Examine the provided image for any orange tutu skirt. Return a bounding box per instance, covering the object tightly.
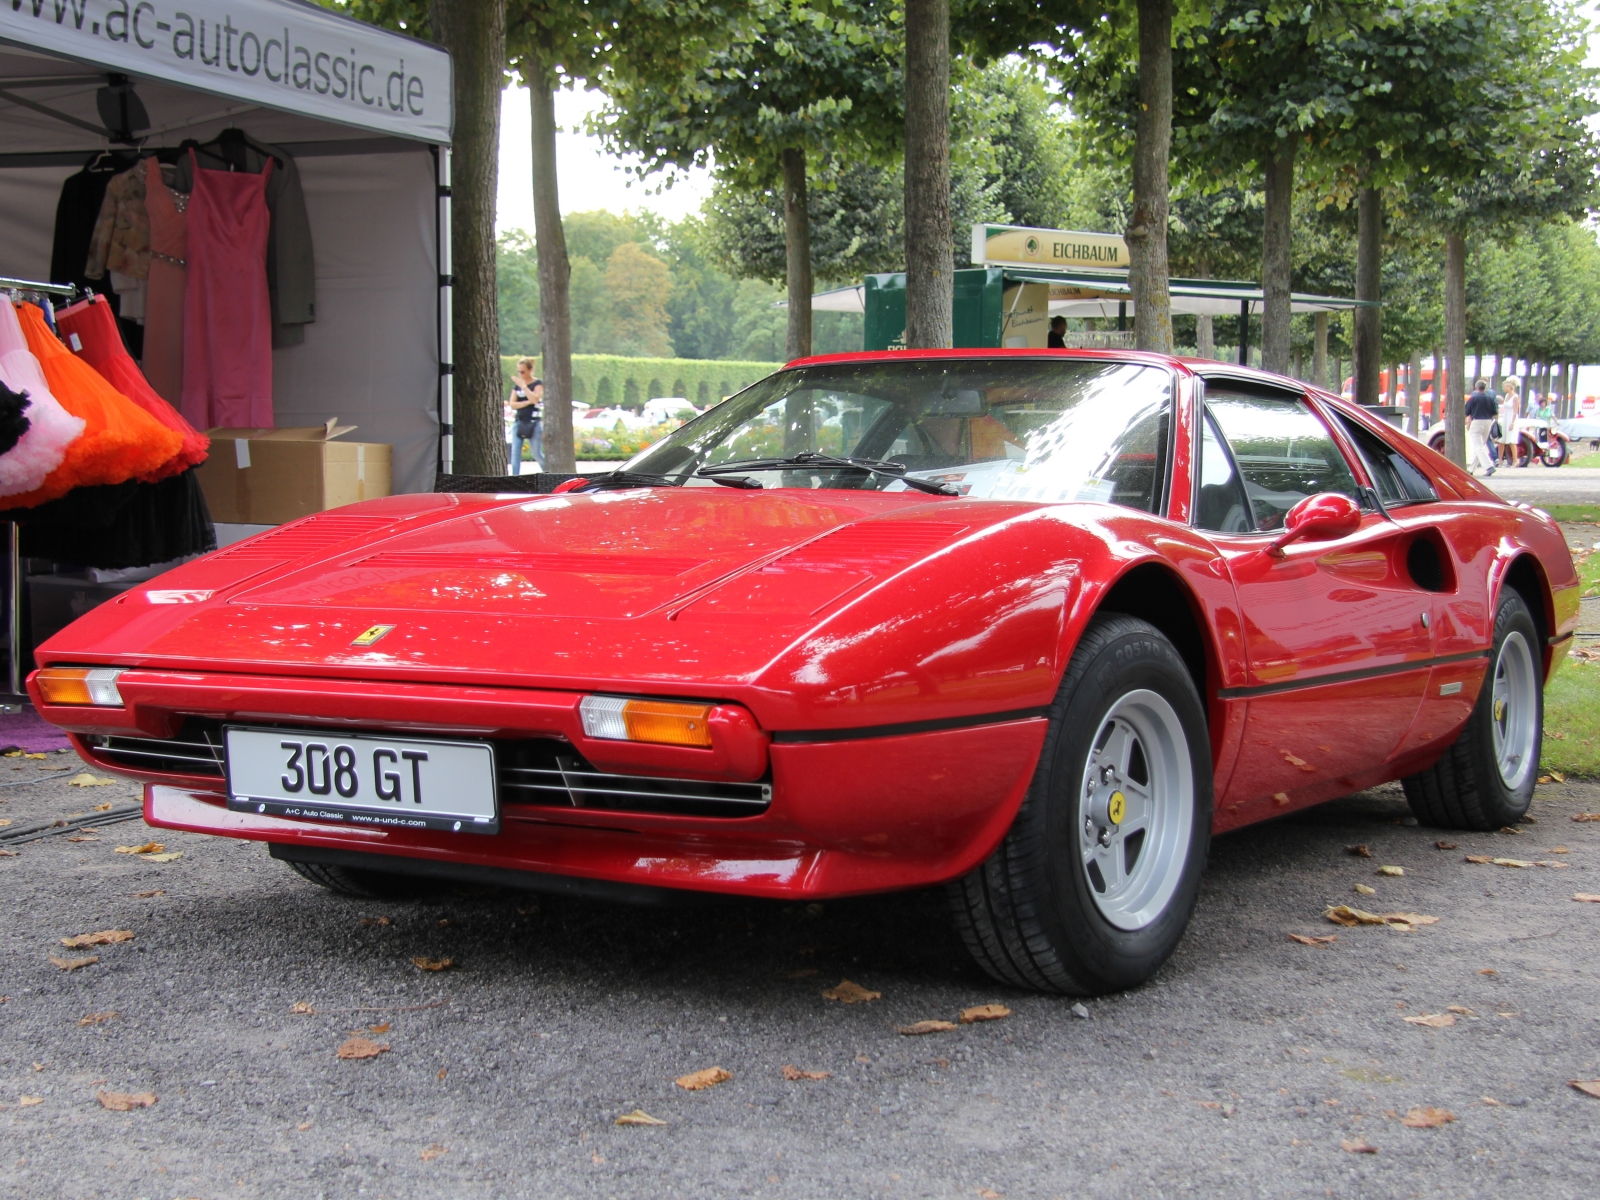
[0,303,183,510]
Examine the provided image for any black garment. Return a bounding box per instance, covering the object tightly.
[49,154,145,357]
[174,130,316,348]
[14,469,216,570]
[1047,331,1067,348]
[0,380,32,457]
[1465,391,1499,420]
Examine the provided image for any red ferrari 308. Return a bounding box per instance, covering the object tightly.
[30,351,1578,995]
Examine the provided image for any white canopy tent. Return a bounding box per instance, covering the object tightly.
[0,0,454,495]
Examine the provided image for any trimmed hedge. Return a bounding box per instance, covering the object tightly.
[501,354,783,411]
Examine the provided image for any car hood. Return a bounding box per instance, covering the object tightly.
[45,488,1029,691]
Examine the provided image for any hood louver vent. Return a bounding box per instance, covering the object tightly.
[215,516,398,562]
[772,521,970,570]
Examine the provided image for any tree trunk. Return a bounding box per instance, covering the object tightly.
[1491,350,1503,391]
[1443,231,1467,466]
[1195,254,1214,359]
[1260,145,1294,375]
[903,0,951,348]
[1128,0,1174,353]
[526,62,574,473]
[1407,349,1423,436]
[1352,184,1382,405]
[1313,312,1328,390]
[431,0,505,476]
[782,146,813,360]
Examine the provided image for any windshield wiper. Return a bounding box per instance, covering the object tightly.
[696,453,960,497]
[567,470,683,492]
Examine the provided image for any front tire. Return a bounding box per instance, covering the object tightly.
[949,614,1212,995]
[1544,437,1568,468]
[284,858,441,899]
[1402,590,1541,830]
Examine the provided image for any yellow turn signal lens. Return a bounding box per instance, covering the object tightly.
[579,696,714,747]
[36,667,125,707]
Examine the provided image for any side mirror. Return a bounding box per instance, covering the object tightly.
[1268,492,1362,557]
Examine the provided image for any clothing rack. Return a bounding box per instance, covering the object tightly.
[2,278,77,711]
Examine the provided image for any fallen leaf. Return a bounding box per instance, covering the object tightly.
[48,955,97,971]
[1435,841,1457,850]
[1480,1096,1505,1106]
[1492,858,1534,868]
[1402,1013,1456,1028]
[91,802,114,812]
[0,819,9,827]
[60,930,133,948]
[1400,1106,1455,1128]
[420,1144,448,1161]
[289,1002,316,1015]
[822,979,880,1004]
[1545,771,1566,783]
[67,773,116,787]
[1447,1005,1475,1015]
[360,917,392,927]
[960,1004,1011,1024]
[1498,1012,1519,1018]
[1273,792,1291,806]
[1288,933,1338,946]
[336,1037,390,1060]
[781,1065,831,1080]
[1377,865,1405,877]
[130,890,164,898]
[95,1090,156,1111]
[113,842,163,855]
[898,1020,958,1036]
[64,836,98,843]
[1281,751,1315,771]
[142,852,182,863]
[1354,883,1376,895]
[1381,912,1440,928]
[0,849,16,857]
[1324,906,1437,930]
[411,957,455,972]
[297,1121,312,1131]
[1569,1080,1600,1099]
[1341,1139,1378,1154]
[368,1022,391,1034]
[675,1066,732,1091]
[1551,846,1570,854]
[77,1012,119,1026]
[976,1189,1004,1200]
[1572,813,1600,822]
[437,1067,447,1081]
[1478,968,1497,975]
[614,1107,669,1127]
[17,1096,42,1108]
[1498,825,1522,835]
[1464,855,1492,863]
[1345,844,1373,858]
[1573,893,1600,903]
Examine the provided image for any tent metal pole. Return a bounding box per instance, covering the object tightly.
[1238,299,1249,366]
[436,146,454,477]
[6,521,22,708]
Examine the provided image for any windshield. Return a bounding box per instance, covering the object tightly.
[624,358,1174,509]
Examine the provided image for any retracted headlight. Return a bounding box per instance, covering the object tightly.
[579,695,713,748]
[35,667,125,707]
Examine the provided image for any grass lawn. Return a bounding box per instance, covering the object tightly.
[1544,657,1600,778]
[1568,450,1600,469]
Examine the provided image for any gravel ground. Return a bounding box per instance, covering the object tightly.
[2,758,1599,1200]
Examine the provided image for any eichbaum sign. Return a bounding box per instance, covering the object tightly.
[0,0,452,143]
[973,224,1129,272]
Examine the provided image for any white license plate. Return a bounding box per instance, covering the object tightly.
[224,727,498,834]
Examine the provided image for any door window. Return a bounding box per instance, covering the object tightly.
[1205,389,1363,531]
[1194,415,1253,533]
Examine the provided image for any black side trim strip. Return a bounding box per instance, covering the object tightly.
[1549,632,1574,648]
[771,707,1048,745]
[1217,649,1490,701]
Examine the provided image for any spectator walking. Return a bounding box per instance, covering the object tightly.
[1465,379,1499,476]
[1047,316,1068,349]
[508,357,543,474]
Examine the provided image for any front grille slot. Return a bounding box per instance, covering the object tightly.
[87,719,770,818]
[90,717,225,777]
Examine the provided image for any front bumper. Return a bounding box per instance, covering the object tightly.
[39,669,1046,899]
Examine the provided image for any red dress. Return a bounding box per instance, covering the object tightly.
[57,293,209,476]
[182,151,274,429]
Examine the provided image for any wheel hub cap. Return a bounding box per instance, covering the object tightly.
[1491,629,1538,791]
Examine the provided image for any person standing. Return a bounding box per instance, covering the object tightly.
[1047,316,1068,348]
[1465,380,1499,476]
[508,357,543,474]
[1497,377,1522,467]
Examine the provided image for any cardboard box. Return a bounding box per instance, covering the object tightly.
[196,420,392,525]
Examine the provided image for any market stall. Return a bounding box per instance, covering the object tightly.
[0,0,453,701]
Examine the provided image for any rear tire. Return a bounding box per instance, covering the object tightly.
[948,614,1212,995]
[1402,590,1541,830]
[1544,437,1568,468]
[284,858,441,900]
